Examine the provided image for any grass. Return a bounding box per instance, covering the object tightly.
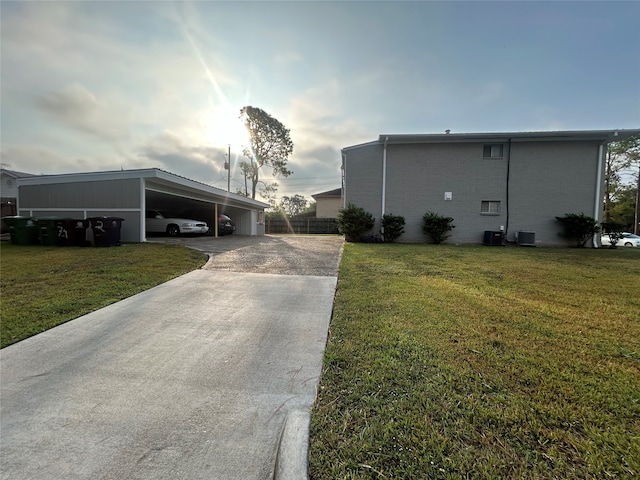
[0,242,207,348]
[309,244,640,479]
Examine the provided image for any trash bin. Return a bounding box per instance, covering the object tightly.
[88,217,124,247]
[36,216,69,246]
[56,219,90,247]
[2,216,40,245]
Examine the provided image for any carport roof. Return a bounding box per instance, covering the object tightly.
[16,168,270,209]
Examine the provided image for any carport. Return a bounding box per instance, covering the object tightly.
[15,168,269,242]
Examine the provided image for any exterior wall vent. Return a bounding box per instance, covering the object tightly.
[516,231,536,246]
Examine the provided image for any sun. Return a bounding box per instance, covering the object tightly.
[205,105,250,151]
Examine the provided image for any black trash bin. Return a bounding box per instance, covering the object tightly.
[88,217,124,247]
[56,219,90,247]
[36,216,69,246]
[2,216,40,245]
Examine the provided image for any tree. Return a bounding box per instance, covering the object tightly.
[279,194,308,217]
[301,201,317,216]
[240,106,293,200]
[607,184,638,230]
[259,182,279,208]
[604,134,640,225]
[555,213,600,248]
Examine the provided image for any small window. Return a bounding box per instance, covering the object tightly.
[483,144,503,158]
[481,201,501,214]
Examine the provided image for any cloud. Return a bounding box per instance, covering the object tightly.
[274,51,305,67]
[35,83,131,143]
[0,144,141,174]
[137,131,227,186]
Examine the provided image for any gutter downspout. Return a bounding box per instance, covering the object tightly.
[140,178,146,242]
[505,138,512,242]
[381,137,388,237]
[341,150,346,209]
[593,142,605,248]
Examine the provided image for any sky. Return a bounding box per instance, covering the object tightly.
[1,1,639,203]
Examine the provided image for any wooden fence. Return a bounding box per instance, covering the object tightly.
[266,218,339,234]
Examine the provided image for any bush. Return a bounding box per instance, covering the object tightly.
[555,213,600,247]
[601,222,625,249]
[381,214,405,243]
[422,211,455,244]
[337,204,375,242]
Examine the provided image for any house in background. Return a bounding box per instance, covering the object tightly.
[1,169,36,228]
[312,188,343,218]
[342,129,640,247]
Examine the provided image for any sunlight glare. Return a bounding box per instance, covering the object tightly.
[205,104,250,150]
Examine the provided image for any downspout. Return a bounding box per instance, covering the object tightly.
[140,178,146,242]
[593,142,605,248]
[381,137,388,237]
[341,150,346,209]
[505,138,511,241]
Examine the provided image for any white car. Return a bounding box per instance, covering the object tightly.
[601,232,640,248]
[145,210,208,237]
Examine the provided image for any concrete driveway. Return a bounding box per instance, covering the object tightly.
[1,235,343,480]
[147,234,344,276]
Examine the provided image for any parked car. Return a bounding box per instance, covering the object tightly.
[218,214,236,235]
[601,232,640,248]
[180,209,236,236]
[145,210,208,237]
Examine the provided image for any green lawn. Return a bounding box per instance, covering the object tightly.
[309,244,640,479]
[0,242,207,348]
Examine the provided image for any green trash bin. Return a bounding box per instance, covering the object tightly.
[2,216,40,245]
[36,216,69,246]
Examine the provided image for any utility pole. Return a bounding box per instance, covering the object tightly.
[635,165,639,234]
[227,144,231,192]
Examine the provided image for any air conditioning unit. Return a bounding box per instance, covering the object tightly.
[516,231,536,246]
[484,230,504,246]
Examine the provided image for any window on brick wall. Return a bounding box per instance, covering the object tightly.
[481,201,501,214]
[483,144,503,158]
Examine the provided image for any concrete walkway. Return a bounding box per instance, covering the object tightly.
[1,235,343,479]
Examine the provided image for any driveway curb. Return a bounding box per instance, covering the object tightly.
[274,409,311,480]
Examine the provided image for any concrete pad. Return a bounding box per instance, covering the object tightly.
[1,270,337,480]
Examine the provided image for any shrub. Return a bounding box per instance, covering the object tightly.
[337,204,375,242]
[381,214,405,243]
[555,213,600,247]
[422,211,455,244]
[601,222,625,249]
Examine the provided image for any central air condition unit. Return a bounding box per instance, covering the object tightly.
[484,230,504,246]
[516,231,536,246]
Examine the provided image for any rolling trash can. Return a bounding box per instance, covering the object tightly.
[2,216,40,245]
[56,219,90,247]
[89,217,124,247]
[36,216,69,246]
